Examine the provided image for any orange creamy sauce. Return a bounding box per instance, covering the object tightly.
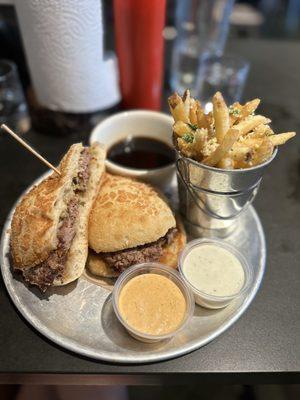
[118,273,186,336]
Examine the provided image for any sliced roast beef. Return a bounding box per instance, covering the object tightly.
[101,228,177,272]
[73,147,91,192]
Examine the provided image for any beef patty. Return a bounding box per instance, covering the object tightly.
[22,148,91,291]
[100,228,177,272]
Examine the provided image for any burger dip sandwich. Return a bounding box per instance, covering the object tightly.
[88,173,186,278]
[10,142,105,291]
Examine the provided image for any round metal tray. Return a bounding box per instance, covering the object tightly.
[0,174,266,364]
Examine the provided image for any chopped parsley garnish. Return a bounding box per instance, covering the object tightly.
[187,123,197,131]
[229,106,240,116]
[182,133,194,143]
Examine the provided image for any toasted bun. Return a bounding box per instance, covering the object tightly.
[87,253,119,279]
[158,219,186,268]
[89,174,176,253]
[54,143,106,285]
[87,219,186,278]
[11,143,84,270]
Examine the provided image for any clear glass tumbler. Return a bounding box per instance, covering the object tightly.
[0,59,29,133]
[170,0,235,94]
[195,53,250,112]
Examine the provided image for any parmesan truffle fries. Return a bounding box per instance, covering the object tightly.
[169,90,296,169]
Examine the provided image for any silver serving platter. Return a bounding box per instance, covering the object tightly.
[0,173,266,364]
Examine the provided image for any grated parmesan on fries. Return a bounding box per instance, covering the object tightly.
[168,90,296,169]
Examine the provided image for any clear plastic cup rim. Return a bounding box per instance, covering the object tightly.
[112,263,195,341]
[178,238,253,302]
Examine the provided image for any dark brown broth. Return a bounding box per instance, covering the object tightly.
[108,136,175,169]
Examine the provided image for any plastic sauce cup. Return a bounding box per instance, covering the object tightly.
[112,263,194,343]
[178,239,253,309]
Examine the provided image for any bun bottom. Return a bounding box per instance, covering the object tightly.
[87,223,186,279]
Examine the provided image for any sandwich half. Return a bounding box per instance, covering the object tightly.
[87,173,186,278]
[11,142,105,291]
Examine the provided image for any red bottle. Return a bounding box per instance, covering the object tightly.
[114,0,166,110]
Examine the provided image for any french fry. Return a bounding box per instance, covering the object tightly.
[182,89,191,118]
[237,137,263,149]
[202,128,239,166]
[241,98,260,119]
[193,128,208,157]
[229,99,260,125]
[205,112,214,137]
[230,146,254,168]
[229,102,243,125]
[177,138,195,159]
[231,146,253,161]
[168,92,180,109]
[168,93,190,123]
[196,108,214,138]
[202,137,218,158]
[177,129,208,161]
[213,92,230,143]
[173,121,194,137]
[195,99,204,115]
[217,157,234,169]
[189,98,198,125]
[251,137,274,166]
[235,115,271,137]
[197,112,207,129]
[252,124,270,138]
[196,103,208,129]
[205,111,214,126]
[269,132,296,146]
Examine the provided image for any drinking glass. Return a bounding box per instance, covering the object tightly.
[0,59,29,133]
[196,53,250,111]
[170,0,235,94]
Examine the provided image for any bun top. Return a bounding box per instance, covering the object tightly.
[88,174,176,252]
[11,143,84,270]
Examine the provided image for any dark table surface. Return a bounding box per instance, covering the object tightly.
[0,39,299,385]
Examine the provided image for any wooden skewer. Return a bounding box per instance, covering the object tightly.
[1,124,61,176]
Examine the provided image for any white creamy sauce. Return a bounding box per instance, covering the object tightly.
[182,244,245,297]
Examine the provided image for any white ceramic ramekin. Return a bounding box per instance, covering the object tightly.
[89,110,175,189]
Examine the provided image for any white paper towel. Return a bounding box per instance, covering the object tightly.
[14,0,120,112]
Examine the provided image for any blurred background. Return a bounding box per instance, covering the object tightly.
[0,0,299,137]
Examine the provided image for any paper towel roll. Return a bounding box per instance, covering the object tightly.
[14,0,120,112]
